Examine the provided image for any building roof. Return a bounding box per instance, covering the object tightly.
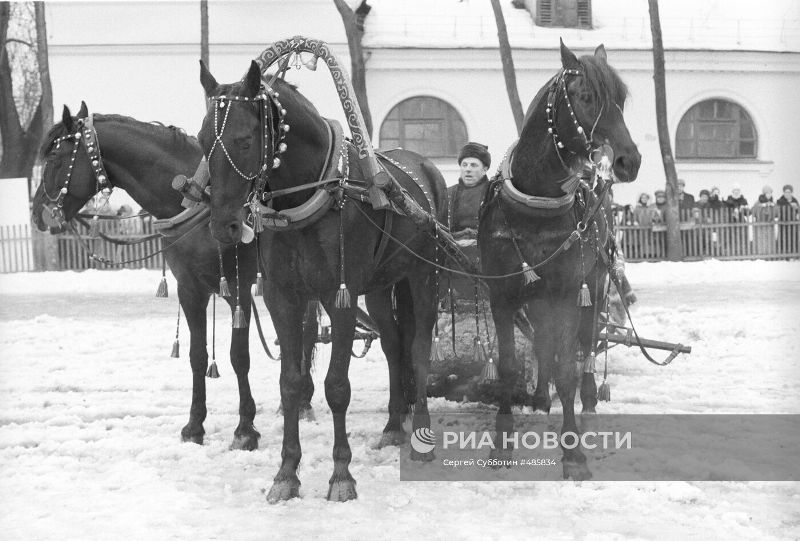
[362,0,800,53]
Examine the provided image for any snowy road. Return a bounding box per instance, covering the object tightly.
[1,260,799,540]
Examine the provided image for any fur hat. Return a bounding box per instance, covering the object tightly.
[699,189,710,197]
[784,184,794,193]
[654,189,666,197]
[457,142,491,168]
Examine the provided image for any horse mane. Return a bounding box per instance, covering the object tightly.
[39,113,200,160]
[577,53,629,109]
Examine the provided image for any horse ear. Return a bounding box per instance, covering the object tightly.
[62,105,73,131]
[559,38,580,70]
[594,44,607,62]
[78,101,88,118]
[244,60,261,98]
[200,59,219,96]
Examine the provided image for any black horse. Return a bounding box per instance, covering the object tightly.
[478,42,641,480]
[198,62,446,502]
[31,103,270,450]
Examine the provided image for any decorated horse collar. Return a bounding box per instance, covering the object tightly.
[44,113,113,227]
[494,140,580,218]
[206,84,288,201]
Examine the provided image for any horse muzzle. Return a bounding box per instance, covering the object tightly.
[612,146,641,183]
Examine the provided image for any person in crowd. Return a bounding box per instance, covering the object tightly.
[448,142,491,237]
[758,185,775,205]
[777,184,799,212]
[632,193,658,226]
[653,189,667,220]
[695,189,711,209]
[677,178,695,220]
[725,184,750,222]
[776,185,799,253]
[708,186,724,210]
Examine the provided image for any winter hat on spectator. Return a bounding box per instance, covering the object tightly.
[700,189,710,197]
[784,184,794,193]
[457,142,491,168]
[654,189,666,197]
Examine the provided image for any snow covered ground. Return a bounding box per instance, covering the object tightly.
[1,260,799,540]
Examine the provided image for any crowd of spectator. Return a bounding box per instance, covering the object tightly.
[621,181,800,225]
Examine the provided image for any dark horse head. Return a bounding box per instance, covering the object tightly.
[197,60,324,244]
[516,40,640,193]
[32,102,199,232]
[32,102,94,233]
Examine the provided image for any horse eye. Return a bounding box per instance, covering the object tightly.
[579,91,593,104]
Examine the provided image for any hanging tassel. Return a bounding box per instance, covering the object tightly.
[219,277,231,297]
[233,304,247,328]
[251,207,264,234]
[156,257,169,298]
[335,197,351,309]
[430,335,443,362]
[170,304,181,358]
[254,272,264,296]
[335,283,351,309]
[481,356,499,383]
[206,361,220,378]
[597,380,611,401]
[473,337,487,364]
[89,215,100,238]
[577,282,592,307]
[522,262,540,285]
[156,276,168,298]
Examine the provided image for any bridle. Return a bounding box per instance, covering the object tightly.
[42,114,113,228]
[546,68,608,172]
[205,84,288,205]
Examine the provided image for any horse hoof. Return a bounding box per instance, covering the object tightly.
[563,461,593,481]
[299,406,316,422]
[410,448,435,462]
[180,426,204,445]
[581,405,597,414]
[327,479,358,502]
[266,478,301,504]
[229,433,260,451]
[375,430,406,448]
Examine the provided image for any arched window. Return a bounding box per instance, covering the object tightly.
[379,96,467,159]
[675,99,757,159]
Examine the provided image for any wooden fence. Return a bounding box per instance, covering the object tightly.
[1,217,165,273]
[1,207,799,273]
[617,206,800,261]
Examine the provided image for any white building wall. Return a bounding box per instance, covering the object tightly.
[43,1,800,206]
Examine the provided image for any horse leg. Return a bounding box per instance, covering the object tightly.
[406,276,437,462]
[526,301,552,413]
[489,299,518,462]
[299,300,319,421]
[365,288,407,447]
[265,290,306,503]
[552,302,592,481]
[224,296,260,450]
[178,284,210,445]
[321,299,358,502]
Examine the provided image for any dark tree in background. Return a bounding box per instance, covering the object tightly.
[0,1,53,180]
[490,0,524,135]
[648,0,681,260]
[333,0,374,138]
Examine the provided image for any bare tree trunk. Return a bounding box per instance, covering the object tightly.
[0,1,32,178]
[490,0,523,135]
[648,0,681,261]
[200,0,209,68]
[34,2,52,147]
[333,0,373,138]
